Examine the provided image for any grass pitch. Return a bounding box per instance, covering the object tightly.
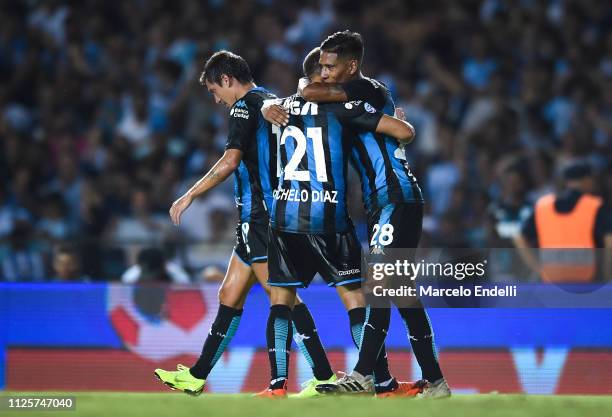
[1,392,611,417]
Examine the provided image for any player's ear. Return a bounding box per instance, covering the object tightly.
[221,74,231,88]
[348,60,358,75]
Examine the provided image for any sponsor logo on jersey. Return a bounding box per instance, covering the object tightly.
[338,268,360,276]
[232,107,250,119]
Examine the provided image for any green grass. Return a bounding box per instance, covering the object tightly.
[1,392,611,417]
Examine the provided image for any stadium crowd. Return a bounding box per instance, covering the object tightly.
[0,0,610,281]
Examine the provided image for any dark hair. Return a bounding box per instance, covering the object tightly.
[302,47,321,78]
[55,244,80,259]
[320,30,364,65]
[200,50,253,86]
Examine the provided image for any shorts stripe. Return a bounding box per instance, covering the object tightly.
[251,255,268,261]
[332,277,364,287]
[233,250,251,266]
[268,282,304,287]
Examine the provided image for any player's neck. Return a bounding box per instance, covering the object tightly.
[347,71,365,82]
[233,82,257,103]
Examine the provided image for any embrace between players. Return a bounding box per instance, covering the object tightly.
[154,31,451,399]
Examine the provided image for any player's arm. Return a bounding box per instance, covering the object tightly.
[299,77,348,103]
[341,102,415,143]
[170,99,255,226]
[375,114,415,143]
[169,150,242,225]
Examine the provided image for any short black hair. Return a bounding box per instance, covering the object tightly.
[55,244,80,259]
[200,50,253,86]
[302,47,321,78]
[562,160,593,181]
[320,30,364,65]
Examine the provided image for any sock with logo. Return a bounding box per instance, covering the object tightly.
[348,307,393,385]
[353,307,391,377]
[398,307,443,382]
[267,304,293,389]
[348,307,366,348]
[292,302,334,381]
[190,304,242,379]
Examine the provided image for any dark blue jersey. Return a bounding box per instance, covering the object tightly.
[271,96,383,234]
[344,77,424,211]
[226,86,278,224]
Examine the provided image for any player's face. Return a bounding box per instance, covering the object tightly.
[319,51,355,83]
[310,72,323,83]
[205,77,235,108]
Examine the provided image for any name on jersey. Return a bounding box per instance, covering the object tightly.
[273,187,338,204]
[282,98,319,115]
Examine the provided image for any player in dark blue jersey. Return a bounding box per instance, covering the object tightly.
[257,49,416,397]
[298,31,450,398]
[154,51,335,397]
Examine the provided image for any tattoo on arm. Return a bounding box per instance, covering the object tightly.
[208,168,221,182]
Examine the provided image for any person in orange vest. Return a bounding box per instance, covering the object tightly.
[514,161,611,283]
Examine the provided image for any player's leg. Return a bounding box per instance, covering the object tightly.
[262,286,297,395]
[249,225,334,386]
[308,230,378,394]
[190,252,256,379]
[382,202,448,397]
[256,229,317,397]
[154,251,255,395]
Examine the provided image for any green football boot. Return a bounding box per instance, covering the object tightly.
[290,374,338,398]
[154,364,206,396]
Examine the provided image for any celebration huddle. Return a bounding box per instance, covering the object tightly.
[154,30,450,399]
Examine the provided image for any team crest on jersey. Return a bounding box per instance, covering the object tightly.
[235,100,247,108]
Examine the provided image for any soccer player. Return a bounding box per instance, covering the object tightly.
[256,48,416,398]
[154,51,335,397]
[300,31,450,398]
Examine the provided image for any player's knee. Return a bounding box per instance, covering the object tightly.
[261,284,272,298]
[270,286,296,306]
[218,284,241,308]
[337,285,365,310]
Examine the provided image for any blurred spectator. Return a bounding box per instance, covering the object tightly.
[51,244,90,282]
[121,247,190,284]
[37,192,71,242]
[514,160,612,282]
[0,182,31,239]
[0,221,46,282]
[110,183,170,244]
[488,161,533,247]
[0,0,609,278]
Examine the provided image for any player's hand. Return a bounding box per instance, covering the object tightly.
[394,107,406,121]
[297,77,310,97]
[261,103,289,127]
[169,193,194,226]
